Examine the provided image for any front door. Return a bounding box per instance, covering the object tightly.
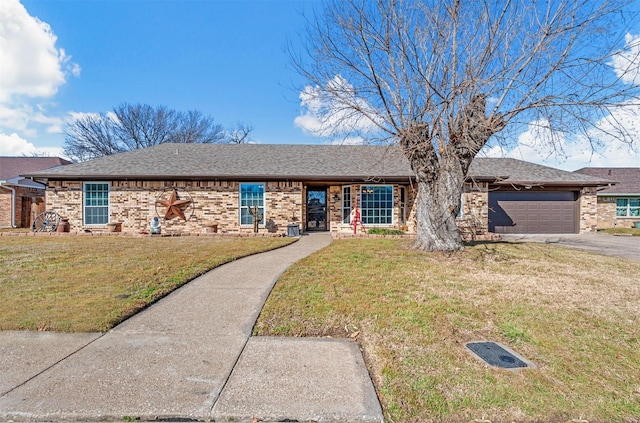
[306,188,327,231]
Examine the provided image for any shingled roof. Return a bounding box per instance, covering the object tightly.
[23,144,413,182]
[0,156,71,181]
[22,143,610,187]
[575,167,640,194]
[471,158,613,186]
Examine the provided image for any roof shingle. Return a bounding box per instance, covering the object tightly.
[22,143,610,187]
[575,167,640,194]
[0,156,72,181]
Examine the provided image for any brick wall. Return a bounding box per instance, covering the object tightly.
[579,187,598,232]
[44,179,608,236]
[46,180,303,235]
[46,180,421,235]
[0,186,45,228]
[456,181,489,236]
[0,187,12,227]
[329,184,417,234]
[596,196,640,228]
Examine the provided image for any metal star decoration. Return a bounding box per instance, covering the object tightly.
[157,189,192,220]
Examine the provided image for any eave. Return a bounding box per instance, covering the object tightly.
[29,174,416,184]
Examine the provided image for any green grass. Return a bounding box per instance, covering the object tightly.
[0,235,294,332]
[598,227,640,236]
[255,239,640,423]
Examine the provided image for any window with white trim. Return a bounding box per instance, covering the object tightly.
[84,182,109,225]
[342,186,352,224]
[616,198,640,217]
[240,183,265,225]
[360,185,393,225]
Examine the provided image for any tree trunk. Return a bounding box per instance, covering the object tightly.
[412,156,466,252]
[400,96,502,251]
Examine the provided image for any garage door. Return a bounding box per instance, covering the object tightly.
[488,191,578,234]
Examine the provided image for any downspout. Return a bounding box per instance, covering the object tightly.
[3,184,17,228]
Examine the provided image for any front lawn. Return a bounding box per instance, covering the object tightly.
[598,227,640,236]
[255,239,640,423]
[0,235,294,332]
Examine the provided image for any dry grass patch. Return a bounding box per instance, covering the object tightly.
[598,227,640,236]
[0,235,293,332]
[255,239,640,423]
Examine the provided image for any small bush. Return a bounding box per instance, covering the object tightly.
[367,228,405,236]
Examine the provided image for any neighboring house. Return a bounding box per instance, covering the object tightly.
[575,167,640,228]
[0,157,72,228]
[23,144,610,236]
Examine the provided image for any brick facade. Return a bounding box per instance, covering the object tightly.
[0,186,45,228]
[44,180,417,235]
[456,181,489,237]
[45,180,305,235]
[594,196,640,228]
[329,183,418,234]
[0,187,11,228]
[579,187,598,232]
[42,178,601,235]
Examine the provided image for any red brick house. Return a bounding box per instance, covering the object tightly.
[22,144,610,236]
[0,157,72,228]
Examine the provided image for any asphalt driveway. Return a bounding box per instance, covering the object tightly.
[500,233,640,262]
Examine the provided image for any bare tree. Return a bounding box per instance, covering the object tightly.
[113,103,177,149]
[295,0,640,251]
[64,113,123,161]
[226,122,254,144]
[172,110,226,144]
[64,103,247,161]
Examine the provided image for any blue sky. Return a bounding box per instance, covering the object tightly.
[1,0,639,170]
[1,0,320,152]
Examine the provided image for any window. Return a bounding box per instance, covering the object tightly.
[84,182,109,225]
[240,183,265,225]
[457,194,464,218]
[342,186,352,224]
[616,198,640,217]
[360,185,393,225]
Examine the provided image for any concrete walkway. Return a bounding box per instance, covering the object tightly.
[0,233,383,423]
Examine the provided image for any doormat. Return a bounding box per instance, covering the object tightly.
[466,341,534,369]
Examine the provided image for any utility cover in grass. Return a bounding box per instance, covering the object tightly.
[466,341,533,369]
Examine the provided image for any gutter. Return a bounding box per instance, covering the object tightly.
[490,180,614,188]
[22,174,417,183]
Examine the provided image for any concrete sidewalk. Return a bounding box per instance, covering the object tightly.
[0,233,383,422]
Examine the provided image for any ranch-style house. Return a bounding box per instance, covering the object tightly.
[22,144,612,236]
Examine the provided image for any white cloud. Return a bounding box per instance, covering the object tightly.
[610,33,640,85]
[0,132,64,157]
[0,0,79,102]
[0,104,35,134]
[482,114,640,171]
[593,101,640,145]
[294,75,382,138]
[484,34,640,171]
[330,136,366,145]
[0,103,65,135]
[0,0,79,150]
